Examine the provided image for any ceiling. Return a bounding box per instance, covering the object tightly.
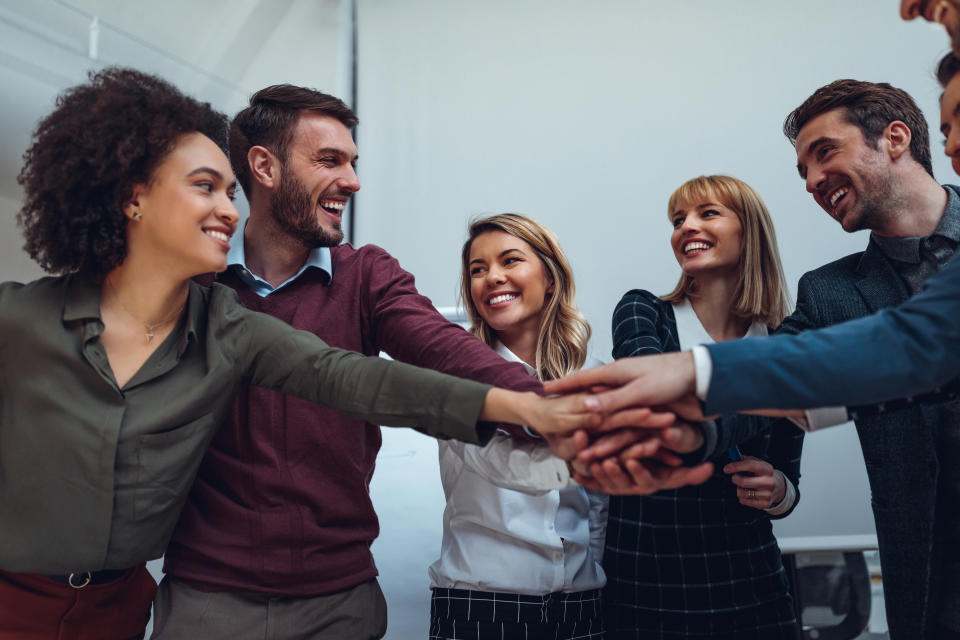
[0,0,348,199]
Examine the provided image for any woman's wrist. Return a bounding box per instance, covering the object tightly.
[479,388,597,437]
[770,470,787,506]
[479,388,537,427]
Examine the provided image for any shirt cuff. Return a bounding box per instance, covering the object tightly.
[522,426,543,439]
[764,473,797,516]
[803,406,849,431]
[691,345,713,402]
[679,420,718,465]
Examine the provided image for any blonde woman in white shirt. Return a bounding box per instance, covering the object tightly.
[428,213,607,639]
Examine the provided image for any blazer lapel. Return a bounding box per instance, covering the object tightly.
[854,240,910,312]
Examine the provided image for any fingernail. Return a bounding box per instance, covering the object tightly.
[584,396,600,411]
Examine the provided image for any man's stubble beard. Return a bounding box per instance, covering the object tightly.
[846,153,902,234]
[270,169,344,248]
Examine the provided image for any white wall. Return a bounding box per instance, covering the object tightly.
[355,1,951,360]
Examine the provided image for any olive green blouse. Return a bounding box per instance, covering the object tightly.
[0,276,492,573]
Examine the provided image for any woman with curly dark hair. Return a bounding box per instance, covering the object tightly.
[0,68,604,639]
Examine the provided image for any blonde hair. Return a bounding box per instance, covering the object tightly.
[460,213,590,381]
[662,175,792,328]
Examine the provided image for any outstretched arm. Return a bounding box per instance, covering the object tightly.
[547,253,960,418]
[706,250,960,413]
[231,287,617,445]
[543,350,703,420]
[480,388,675,438]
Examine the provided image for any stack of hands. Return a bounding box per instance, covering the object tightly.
[544,351,707,495]
[502,350,792,505]
[513,351,754,498]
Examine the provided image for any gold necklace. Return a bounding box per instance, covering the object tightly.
[108,281,186,343]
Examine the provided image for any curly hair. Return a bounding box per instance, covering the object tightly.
[459,213,590,381]
[17,67,229,281]
[782,79,933,177]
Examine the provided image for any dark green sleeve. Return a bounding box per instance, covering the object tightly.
[216,287,495,445]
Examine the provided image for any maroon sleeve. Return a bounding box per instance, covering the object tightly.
[358,246,543,438]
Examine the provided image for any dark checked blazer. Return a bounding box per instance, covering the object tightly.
[771,240,944,640]
[604,290,803,639]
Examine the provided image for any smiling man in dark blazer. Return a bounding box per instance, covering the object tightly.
[768,78,960,640]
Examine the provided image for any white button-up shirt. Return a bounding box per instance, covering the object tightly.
[428,343,607,595]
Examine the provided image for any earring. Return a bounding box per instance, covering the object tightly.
[132,211,142,221]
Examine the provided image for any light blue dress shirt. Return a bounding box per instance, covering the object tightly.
[225,223,334,297]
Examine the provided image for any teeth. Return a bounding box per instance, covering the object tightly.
[683,241,711,254]
[829,188,848,207]
[205,230,229,242]
[488,293,518,305]
[321,201,345,211]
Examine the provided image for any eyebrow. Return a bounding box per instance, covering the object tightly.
[796,136,835,177]
[188,167,237,191]
[469,248,526,265]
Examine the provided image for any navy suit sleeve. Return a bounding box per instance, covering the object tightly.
[704,251,960,413]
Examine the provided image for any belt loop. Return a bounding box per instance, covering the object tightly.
[68,571,92,589]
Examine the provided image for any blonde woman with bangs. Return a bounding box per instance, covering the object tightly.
[602,176,804,639]
[428,213,608,639]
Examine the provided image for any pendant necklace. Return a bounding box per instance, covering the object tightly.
[109,282,186,343]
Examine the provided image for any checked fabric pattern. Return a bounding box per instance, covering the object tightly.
[604,291,801,640]
[429,588,605,639]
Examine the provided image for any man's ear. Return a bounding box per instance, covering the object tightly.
[885,120,912,161]
[248,145,280,189]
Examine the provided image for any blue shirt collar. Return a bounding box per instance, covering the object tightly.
[225,221,333,297]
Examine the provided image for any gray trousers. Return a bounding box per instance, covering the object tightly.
[149,576,387,640]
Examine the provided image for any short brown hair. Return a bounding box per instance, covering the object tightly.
[938,53,960,88]
[783,79,933,177]
[230,85,358,194]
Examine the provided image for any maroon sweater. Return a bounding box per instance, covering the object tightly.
[162,244,541,595]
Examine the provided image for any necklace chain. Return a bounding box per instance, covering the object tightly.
[108,280,186,343]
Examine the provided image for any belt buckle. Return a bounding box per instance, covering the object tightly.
[68,571,92,589]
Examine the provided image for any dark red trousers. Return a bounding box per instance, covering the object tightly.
[0,565,156,640]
